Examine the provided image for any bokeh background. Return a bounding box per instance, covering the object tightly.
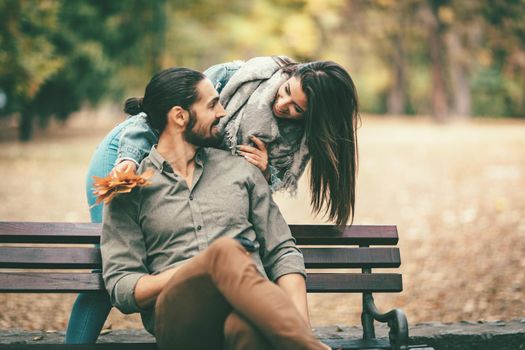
[1,0,524,332]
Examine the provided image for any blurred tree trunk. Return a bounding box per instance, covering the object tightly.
[311,14,329,60]
[19,107,33,142]
[151,0,166,73]
[425,0,449,122]
[446,30,471,118]
[387,34,407,115]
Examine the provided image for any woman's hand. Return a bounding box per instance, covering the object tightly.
[237,135,270,181]
[111,159,137,177]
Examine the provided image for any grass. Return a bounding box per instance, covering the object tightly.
[1,111,524,331]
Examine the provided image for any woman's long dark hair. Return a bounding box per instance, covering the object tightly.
[124,67,205,131]
[282,59,359,226]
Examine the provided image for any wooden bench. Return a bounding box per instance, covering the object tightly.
[0,221,426,350]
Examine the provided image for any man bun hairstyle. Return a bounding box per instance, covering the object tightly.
[123,67,205,132]
[124,97,144,116]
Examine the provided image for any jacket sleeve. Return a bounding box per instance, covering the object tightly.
[117,113,159,166]
[204,60,244,94]
[101,190,148,314]
[247,168,306,281]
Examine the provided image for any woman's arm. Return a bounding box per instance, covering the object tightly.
[237,136,284,190]
[204,60,243,93]
[117,114,159,168]
[276,273,311,326]
[237,135,270,181]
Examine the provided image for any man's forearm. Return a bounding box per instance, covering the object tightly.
[276,273,311,327]
[134,264,185,309]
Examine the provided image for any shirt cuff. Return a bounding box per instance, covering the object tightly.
[267,252,306,281]
[115,157,140,167]
[118,146,148,164]
[112,273,145,314]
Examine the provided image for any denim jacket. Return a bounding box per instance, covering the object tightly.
[117,60,282,190]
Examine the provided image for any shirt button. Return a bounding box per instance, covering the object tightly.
[197,225,202,230]
[189,195,194,200]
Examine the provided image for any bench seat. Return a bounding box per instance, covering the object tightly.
[0,221,425,350]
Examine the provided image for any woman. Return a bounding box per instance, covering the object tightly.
[66,56,359,344]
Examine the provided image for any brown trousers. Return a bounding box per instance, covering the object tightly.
[154,237,326,350]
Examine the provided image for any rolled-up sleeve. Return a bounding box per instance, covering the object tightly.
[117,113,159,166]
[101,191,148,314]
[247,169,306,281]
[204,60,244,93]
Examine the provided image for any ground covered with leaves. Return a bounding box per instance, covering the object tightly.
[1,113,523,331]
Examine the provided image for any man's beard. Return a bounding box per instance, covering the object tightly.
[184,110,222,147]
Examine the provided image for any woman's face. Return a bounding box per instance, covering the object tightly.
[272,76,308,120]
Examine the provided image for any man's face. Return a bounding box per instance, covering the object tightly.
[184,78,226,146]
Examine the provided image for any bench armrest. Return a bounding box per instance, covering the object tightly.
[363,293,409,350]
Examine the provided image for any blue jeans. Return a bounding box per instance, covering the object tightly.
[65,118,134,344]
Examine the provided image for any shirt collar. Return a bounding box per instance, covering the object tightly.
[195,147,206,167]
[149,145,207,173]
[148,145,172,173]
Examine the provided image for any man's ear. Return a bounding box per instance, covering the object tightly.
[167,106,188,128]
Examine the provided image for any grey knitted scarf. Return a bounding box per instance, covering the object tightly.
[218,56,310,194]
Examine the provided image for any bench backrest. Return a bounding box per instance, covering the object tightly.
[0,222,402,294]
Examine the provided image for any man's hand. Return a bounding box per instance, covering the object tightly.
[111,160,137,177]
[135,261,189,309]
[237,135,270,180]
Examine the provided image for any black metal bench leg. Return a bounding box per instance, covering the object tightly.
[361,293,376,339]
[363,293,409,350]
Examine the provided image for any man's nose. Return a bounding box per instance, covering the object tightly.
[216,102,227,119]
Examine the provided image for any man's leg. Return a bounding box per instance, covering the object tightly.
[205,237,325,350]
[155,253,232,350]
[223,311,272,350]
[155,237,326,350]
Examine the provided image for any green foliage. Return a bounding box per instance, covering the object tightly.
[0,0,166,140]
[1,0,525,140]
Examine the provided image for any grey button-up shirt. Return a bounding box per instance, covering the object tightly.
[101,146,305,334]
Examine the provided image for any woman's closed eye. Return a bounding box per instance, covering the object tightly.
[285,83,305,115]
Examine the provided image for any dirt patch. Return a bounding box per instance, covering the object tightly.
[1,115,524,331]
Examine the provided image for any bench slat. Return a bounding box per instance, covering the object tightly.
[303,247,400,268]
[0,222,398,246]
[0,272,402,293]
[292,225,398,245]
[0,247,400,269]
[0,343,158,349]
[306,273,403,292]
[0,222,100,244]
[0,273,103,292]
[0,247,101,269]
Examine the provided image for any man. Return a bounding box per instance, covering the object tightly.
[101,67,328,350]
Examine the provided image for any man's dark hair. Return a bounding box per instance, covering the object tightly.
[124,67,205,132]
